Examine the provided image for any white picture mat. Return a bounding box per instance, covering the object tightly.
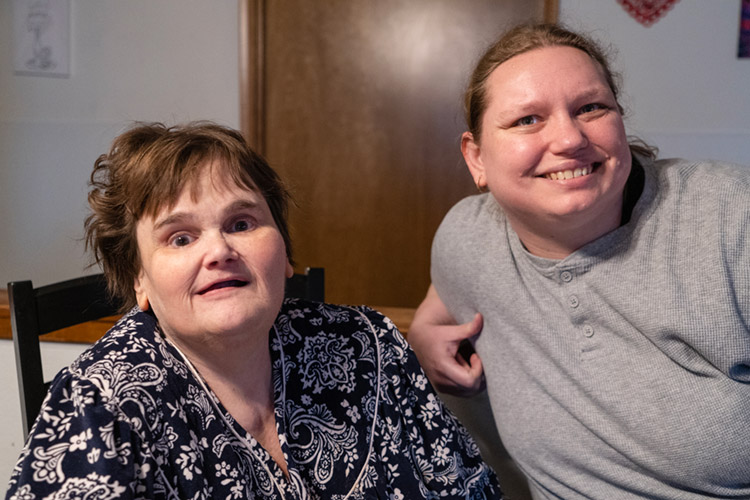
[12,0,71,77]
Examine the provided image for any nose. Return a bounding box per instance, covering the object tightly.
[204,231,238,267]
[548,114,589,155]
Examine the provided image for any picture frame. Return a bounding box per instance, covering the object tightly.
[12,0,71,78]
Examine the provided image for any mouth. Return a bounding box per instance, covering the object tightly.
[543,162,602,181]
[198,279,249,295]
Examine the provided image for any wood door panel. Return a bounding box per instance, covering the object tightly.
[244,0,552,306]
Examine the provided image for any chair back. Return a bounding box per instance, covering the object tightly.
[286,267,325,302]
[8,274,119,438]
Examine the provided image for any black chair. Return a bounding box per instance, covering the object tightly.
[286,266,325,302]
[8,274,119,438]
[8,267,324,438]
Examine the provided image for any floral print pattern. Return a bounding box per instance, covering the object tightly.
[6,300,502,499]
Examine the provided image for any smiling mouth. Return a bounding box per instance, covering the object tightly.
[198,280,248,295]
[544,162,602,180]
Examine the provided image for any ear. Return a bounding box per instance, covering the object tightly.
[133,272,150,311]
[285,260,294,279]
[461,131,487,190]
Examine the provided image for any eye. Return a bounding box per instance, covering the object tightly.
[169,233,193,247]
[578,103,607,115]
[512,115,540,127]
[228,218,255,233]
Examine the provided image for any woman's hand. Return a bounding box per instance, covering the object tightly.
[409,284,486,397]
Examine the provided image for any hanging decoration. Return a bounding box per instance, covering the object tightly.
[616,0,681,27]
[740,0,750,58]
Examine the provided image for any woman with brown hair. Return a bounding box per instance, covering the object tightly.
[6,122,503,499]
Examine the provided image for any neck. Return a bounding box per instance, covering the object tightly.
[166,329,273,404]
[510,202,623,259]
[166,329,288,476]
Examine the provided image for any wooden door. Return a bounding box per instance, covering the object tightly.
[241,0,556,307]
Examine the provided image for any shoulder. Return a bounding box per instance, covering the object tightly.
[26,310,168,456]
[651,157,750,193]
[70,308,163,373]
[276,299,398,342]
[642,158,750,259]
[58,308,172,417]
[434,193,504,252]
[432,193,510,279]
[440,193,502,228]
[274,300,410,362]
[646,158,750,228]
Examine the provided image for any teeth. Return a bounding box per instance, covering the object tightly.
[547,166,591,180]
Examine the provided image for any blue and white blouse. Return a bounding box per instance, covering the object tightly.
[6,299,502,499]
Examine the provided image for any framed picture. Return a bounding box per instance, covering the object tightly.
[740,0,750,58]
[12,0,71,77]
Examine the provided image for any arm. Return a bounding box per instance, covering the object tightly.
[408,284,485,396]
[5,371,138,499]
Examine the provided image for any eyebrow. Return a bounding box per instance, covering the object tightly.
[496,86,612,116]
[152,199,261,232]
[574,87,611,101]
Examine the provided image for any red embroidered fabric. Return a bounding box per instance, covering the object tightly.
[617,0,680,26]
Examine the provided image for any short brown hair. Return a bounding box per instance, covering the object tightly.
[85,121,292,311]
[464,23,655,158]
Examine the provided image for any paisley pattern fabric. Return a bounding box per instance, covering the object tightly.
[6,299,502,499]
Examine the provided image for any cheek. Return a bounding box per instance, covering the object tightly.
[597,117,629,155]
[486,137,543,177]
[512,139,545,161]
[138,255,194,303]
[617,135,631,161]
[252,232,293,276]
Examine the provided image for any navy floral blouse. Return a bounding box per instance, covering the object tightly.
[6,299,502,499]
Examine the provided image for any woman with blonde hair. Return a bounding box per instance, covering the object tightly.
[410,23,750,498]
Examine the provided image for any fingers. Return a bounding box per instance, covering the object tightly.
[468,353,484,381]
[462,312,483,340]
[409,284,487,396]
[438,351,486,396]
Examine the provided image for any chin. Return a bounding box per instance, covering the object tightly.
[546,199,597,217]
[220,306,280,333]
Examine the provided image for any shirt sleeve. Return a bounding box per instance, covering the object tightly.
[357,306,504,499]
[6,368,139,500]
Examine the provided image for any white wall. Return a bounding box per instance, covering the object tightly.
[0,0,240,491]
[560,0,750,164]
[0,0,240,288]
